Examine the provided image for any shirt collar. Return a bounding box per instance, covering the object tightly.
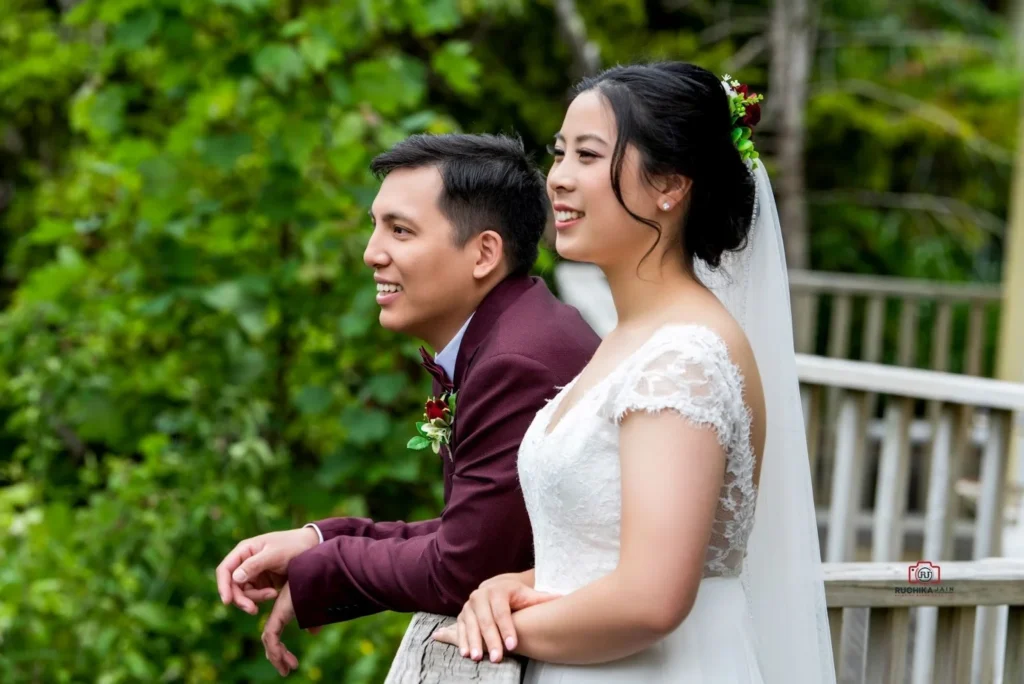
[435,314,474,380]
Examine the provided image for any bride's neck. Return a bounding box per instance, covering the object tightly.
[601,256,699,326]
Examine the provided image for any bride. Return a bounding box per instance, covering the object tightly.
[432,61,836,683]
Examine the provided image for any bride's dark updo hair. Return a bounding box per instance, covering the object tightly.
[574,61,756,269]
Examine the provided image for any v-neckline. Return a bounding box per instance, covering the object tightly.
[541,323,715,437]
[542,372,609,437]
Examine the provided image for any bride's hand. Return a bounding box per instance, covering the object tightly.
[433,574,560,663]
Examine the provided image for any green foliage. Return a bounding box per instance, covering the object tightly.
[804,1,1018,282]
[0,0,501,681]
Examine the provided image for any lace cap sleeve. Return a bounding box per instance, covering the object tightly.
[605,326,747,450]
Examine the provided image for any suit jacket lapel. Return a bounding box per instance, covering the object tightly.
[442,275,538,472]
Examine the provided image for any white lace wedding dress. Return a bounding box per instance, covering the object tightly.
[517,323,765,683]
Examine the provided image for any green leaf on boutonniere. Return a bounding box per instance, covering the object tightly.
[407,436,431,450]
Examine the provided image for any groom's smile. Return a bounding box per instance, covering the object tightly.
[374,277,404,306]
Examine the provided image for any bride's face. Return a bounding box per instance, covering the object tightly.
[547,90,670,269]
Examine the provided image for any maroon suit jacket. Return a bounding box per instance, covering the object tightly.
[288,275,600,628]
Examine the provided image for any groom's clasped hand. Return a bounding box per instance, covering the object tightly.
[214,528,319,614]
[215,528,322,676]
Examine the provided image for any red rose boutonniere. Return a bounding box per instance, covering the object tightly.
[408,390,458,457]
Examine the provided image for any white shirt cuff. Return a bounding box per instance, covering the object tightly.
[303,522,324,544]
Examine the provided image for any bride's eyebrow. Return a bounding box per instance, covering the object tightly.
[554,132,608,146]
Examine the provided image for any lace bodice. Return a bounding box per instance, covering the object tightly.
[518,324,758,594]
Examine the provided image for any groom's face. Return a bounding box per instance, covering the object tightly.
[365,165,479,343]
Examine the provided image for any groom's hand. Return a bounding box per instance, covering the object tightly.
[263,583,303,677]
[215,528,319,615]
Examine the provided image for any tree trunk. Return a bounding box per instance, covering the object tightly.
[997,0,1024,385]
[552,0,601,82]
[545,0,600,247]
[769,0,818,270]
[995,6,1024,679]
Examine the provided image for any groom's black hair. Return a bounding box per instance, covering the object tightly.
[370,133,548,277]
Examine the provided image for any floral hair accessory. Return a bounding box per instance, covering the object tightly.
[721,74,764,168]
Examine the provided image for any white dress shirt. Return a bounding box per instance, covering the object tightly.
[433,313,473,381]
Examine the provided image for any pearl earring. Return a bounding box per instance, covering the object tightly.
[662,202,670,210]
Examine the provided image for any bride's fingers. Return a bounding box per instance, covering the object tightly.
[431,625,457,646]
[462,607,484,661]
[490,594,517,651]
[457,616,468,658]
[471,595,504,662]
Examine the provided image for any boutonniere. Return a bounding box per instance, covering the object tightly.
[408,390,458,457]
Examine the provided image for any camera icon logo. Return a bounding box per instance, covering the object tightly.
[908,561,941,584]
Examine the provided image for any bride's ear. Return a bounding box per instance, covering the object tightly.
[654,174,692,213]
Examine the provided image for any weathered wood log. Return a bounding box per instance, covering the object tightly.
[384,612,525,684]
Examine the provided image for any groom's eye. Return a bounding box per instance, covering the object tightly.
[392,225,411,236]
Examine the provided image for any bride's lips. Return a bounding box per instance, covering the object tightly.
[552,203,584,231]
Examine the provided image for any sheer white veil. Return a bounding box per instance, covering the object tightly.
[694,157,836,682]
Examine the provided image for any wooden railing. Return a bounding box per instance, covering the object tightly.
[387,560,1024,683]
[789,269,1003,377]
[824,559,1024,684]
[797,354,1024,563]
[554,263,1005,376]
[799,355,1024,684]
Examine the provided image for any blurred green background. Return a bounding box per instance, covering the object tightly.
[0,0,1019,681]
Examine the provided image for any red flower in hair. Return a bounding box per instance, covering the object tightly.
[722,74,765,166]
[742,100,761,127]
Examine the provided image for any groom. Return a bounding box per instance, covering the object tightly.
[215,133,600,674]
